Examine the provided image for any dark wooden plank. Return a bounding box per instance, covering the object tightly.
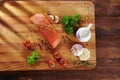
[89,0,120,17]
[96,16,120,58]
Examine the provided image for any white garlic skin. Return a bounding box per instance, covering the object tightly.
[71,44,83,56]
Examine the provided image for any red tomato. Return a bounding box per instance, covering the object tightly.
[23,40,31,48]
[48,60,55,68]
[59,58,66,66]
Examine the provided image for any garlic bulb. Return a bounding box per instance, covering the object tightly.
[71,44,83,56]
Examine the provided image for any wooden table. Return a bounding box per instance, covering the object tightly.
[0,0,120,80]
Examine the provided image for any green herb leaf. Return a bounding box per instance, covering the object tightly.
[64,27,74,34]
[74,14,81,20]
[62,16,71,26]
[62,14,81,34]
[27,51,40,65]
[70,14,81,27]
[81,61,91,66]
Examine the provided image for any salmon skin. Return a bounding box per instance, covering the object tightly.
[31,14,61,49]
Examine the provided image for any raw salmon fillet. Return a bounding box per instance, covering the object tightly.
[31,14,51,26]
[31,14,61,49]
[38,26,61,48]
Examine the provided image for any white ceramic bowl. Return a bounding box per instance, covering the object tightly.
[76,27,91,42]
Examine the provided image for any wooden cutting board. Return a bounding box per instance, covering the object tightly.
[0,1,96,71]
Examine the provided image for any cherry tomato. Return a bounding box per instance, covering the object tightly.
[48,60,55,68]
[23,40,31,48]
[59,58,66,66]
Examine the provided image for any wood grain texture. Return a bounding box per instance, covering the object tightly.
[0,1,96,70]
[0,0,120,80]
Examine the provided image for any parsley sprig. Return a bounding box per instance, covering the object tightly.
[62,14,81,34]
[27,51,40,65]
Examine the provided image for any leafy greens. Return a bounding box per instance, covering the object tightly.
[27,51,40,65]
[62,14,81,34]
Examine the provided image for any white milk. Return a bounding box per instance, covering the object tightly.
[76,23,93,42]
